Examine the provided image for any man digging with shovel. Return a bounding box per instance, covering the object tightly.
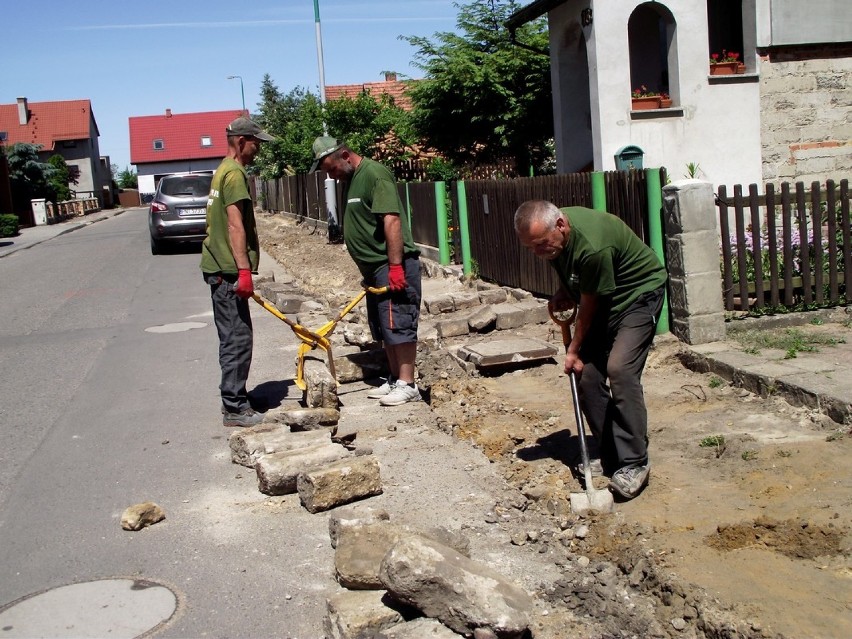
[514,201,667,501]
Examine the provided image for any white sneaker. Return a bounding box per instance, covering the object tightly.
[379,380,421,406]
[367,377,395,399]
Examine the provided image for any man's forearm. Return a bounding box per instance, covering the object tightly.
[383,214,404,264]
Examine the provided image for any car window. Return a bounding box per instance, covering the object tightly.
[159,176,212,197]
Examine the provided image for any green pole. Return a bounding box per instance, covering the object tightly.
[645,167,669,334]
[591,171,606,211]
[456,180,472,276]
[435,181,450,265]
[404,183,412,231]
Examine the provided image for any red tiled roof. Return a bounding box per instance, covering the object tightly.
[325,79,415,111]
[0,99,97,150]
[129,109,246,165]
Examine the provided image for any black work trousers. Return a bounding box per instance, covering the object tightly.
[205,273,253,413]
[577,287,665,472]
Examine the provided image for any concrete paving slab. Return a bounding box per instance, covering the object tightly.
[456,338,557,369]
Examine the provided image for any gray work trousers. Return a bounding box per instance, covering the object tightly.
[205,273,253,413]
[577,287,665,472]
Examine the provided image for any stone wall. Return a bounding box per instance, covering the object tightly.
[759,44,852,184]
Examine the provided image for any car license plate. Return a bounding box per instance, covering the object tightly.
[179,207,206,217]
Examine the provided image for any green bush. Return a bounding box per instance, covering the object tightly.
[0,214,20,237]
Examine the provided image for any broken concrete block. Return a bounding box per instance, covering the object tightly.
[328,505,392,549]
[255,444,351,495]
[516,299,550,324]
[342,323,371,347]
[324,590,405,639]
[478,288,508,305]
[298,455,383,513]
[274,293,309,314]
[378,618,464,638]
[266,407,340,431]
[379,535,533,638]
[492,304,527,330]
[436,317,470,338]
[506,288,532,301]
[468,306,497,332]
[335,523,471,590]
[450,291,481,311]
[424,294,455,315]
[258,282,291,300]
[120,502,165,531]
[333,347,388,383]
[229,425,332,467]
[303,358,338,408]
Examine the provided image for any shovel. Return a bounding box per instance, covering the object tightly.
[550,309,615,516]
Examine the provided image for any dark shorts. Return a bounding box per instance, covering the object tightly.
[363,256,422,346]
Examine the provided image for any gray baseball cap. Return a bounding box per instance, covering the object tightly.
[310,136,344,172]
[226,116,275,141]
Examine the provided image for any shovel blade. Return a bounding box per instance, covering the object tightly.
[570,489,615,516]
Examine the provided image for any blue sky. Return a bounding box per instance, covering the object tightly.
[1,0,461,172]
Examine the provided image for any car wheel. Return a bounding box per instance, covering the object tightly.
[150,235,162,255]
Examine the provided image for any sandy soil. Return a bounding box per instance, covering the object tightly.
[256,212,852,639]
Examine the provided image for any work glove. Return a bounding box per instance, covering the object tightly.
[234,268,254,299]
[388,264,406,292]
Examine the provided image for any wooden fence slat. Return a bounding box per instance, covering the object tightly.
[842,179,852,296]
[826,180,838,303]
[811,181,824,305]
[748,184,765,308]
[719,185,734,310]
[765,183,780,307]
[796,182,813,305]
[733,185,750,310]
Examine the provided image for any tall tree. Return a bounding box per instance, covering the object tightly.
[47,154,73,202]
[253,74,416,179]
[6,143,55,209]
[254,75,325,179]
[403,0,553,174]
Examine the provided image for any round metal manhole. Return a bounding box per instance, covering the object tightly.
[0,578,177,638]
[145,322,207,334]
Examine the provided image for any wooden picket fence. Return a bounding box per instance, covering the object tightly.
[718,179,851,312]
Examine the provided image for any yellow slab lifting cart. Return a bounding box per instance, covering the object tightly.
[251,286,387,391]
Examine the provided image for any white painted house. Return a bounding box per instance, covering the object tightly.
[507,0,852,189]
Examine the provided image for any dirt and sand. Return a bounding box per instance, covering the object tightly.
[256,212,852,639]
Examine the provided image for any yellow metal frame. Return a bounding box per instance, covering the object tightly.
[251,287,387,391]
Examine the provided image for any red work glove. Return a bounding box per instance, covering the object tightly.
[388,264,406,291]
[234,268,254,298]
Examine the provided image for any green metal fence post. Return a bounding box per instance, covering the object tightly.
[455,181,472,276]
[435,181,450,265]
[645,168,669,334]
[591,171,606,211]
[404,182,412,231]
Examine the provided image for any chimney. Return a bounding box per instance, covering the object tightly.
[165,108,172,118]
[16,97,28,125]
[384,72,397,82]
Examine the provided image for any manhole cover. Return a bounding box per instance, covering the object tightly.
[0,578,177,638]
[145,321,206,333]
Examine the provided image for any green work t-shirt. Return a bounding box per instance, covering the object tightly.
[550,207,667,316]
[200,158,259,274]
[342,158,419,276]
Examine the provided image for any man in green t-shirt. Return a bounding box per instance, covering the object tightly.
[201,116,274,427]
[515,200,667,500]
[310,136,422,407]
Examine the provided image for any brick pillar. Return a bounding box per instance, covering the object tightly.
[662,180,726,344]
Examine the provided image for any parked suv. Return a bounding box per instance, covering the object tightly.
[148,172,213,254]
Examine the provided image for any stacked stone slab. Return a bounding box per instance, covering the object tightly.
[422,283,551,340]
[325,511,533,639]
[662,180,726,344]
[229,423,383,511]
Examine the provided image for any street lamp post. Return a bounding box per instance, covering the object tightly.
[226,75,245,113]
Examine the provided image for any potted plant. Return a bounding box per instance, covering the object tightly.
[659,92,672,108]
[631,86,661,110]
[709,50,743,75]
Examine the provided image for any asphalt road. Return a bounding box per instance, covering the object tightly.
[0,209,337,638]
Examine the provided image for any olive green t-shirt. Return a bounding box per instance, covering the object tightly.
[200,158,259,274]
[342,157,419,276]
[550,207,667,316]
